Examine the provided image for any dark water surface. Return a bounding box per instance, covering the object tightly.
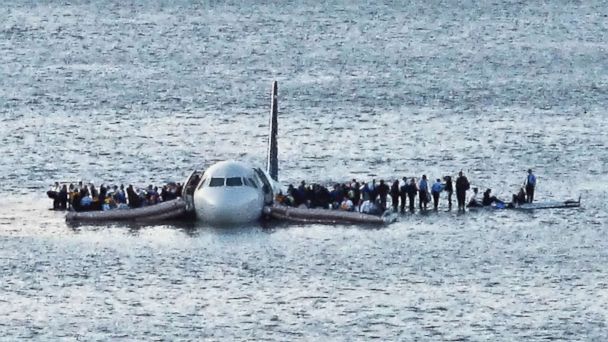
[1,1,607,340]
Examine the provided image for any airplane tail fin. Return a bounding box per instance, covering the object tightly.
[266,81,279,181]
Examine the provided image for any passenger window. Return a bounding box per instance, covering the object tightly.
[226,177,243,186]
[209,178,225,187]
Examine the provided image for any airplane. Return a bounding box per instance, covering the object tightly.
[65,81,390,226]
[187,81,282,225]
[63,81,580,225]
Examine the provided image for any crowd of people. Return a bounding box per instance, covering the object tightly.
[48,169,538,215]
[47,181,183,212]
[276,169,538,214]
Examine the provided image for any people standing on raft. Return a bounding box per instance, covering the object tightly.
[431,179,444,210]
[525,169,536,203]
[456,171,470,211]
[51,180,182,212]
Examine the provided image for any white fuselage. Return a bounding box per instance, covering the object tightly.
[192,160,277,225]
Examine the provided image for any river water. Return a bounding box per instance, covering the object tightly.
[1,1,607,340]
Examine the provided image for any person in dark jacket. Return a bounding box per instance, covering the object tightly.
[516,187,526,204]
[57,184,68,210]
[376,180,389,211]
[127,185,140,208]
[98,185,107,204]
[525,169,537,203]
[482,189,503,206]
[405,178,418,211]
[352,181,361,207]
[390,180,400,212]
[318,185,331,209]
[418,175,429,210]
[370,179,378,202]
[399,177,407,213]
[443,176,453,210]
[47,182,60,209]
[90,184,99,200]
[455,171,470,211]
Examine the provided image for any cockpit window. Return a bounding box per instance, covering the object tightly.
[209,178,225,187]
[244,178,258,188]
[197,177,208,190]
[225,177,243,186]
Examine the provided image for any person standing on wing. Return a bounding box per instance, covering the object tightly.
[431,179,444,210]
[418,175,429,210]
[525,169,537,203]
[443,175,453,210]
[399,177,407,213]
[455,171,470,211]
[405,178,418,212]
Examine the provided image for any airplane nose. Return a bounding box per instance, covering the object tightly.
[196,190,262,225]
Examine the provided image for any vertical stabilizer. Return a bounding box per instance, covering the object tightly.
[267,81,279,181]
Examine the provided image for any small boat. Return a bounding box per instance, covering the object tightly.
[65,198,190,223]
